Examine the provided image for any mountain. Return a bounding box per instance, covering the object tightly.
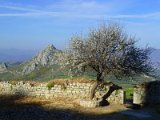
[16,47,160,81]
[150,48,160,67]
[18,44,61,75]
[0,44,66,81]
[0,63,8,73]
[1,45,160,81]
[0,48,37,63]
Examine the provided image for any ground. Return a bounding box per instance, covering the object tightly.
[0,95,160,120]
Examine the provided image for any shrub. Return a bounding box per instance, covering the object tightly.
[125,88,134,100]
[47,82,54,90]
[9,81,18,85]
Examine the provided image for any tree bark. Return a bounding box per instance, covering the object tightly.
[101,85,121,103]
[90,72,104,99]
[97,72,104,82]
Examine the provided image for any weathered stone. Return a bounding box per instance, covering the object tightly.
[0,81,124,107]
[79,99,103,108]
[133,81,160,105]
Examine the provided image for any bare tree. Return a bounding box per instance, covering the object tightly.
[56,23,152,99]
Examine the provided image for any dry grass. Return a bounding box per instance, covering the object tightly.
[8,78,115,87]
[7,78,96,87]
[7,80,46,86]
[48,78,95,85]
[46,78,96,89]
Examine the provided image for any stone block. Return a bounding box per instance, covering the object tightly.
[79,99,102,108]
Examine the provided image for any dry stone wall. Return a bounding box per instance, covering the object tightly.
[0,81,124,107]
[133,81,160,105]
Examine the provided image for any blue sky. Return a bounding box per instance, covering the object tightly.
[0,0,160,50]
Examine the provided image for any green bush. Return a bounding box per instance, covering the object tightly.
[47,82,54,90]
[125,88,134,100]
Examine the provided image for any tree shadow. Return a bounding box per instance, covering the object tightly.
[0,94,158,120]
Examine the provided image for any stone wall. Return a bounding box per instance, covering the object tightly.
[0,81,124,107]
[133,81,160,105]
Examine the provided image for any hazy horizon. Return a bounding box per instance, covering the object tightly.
[0,0,160,50]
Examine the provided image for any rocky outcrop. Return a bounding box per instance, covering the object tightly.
[21,44,60,75]
[0,63,7,73]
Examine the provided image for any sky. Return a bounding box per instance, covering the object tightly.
[0,0,160,50]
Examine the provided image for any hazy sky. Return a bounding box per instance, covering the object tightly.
[0,0,160,50]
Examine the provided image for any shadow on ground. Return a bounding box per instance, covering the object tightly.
[0,95,159,120]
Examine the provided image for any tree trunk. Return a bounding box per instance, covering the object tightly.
[90,72,104,99]
[101,85,121,105]
[102,86,115,100]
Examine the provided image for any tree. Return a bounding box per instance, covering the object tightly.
[56,23,152,100]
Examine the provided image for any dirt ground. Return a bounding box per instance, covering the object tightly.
[0,95,160,120]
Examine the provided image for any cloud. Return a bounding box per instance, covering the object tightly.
[112,13,160,19]
[0,4,105,18]
[0,2,160,20]
[0,5,40,12]
[0,9,160,21]
[0,0,134,18]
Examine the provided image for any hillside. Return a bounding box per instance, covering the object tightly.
[150,48,160,67]
[19,44,60,75]
[0,63,7,73]
[0,44,66,81]
[0,45,160,82]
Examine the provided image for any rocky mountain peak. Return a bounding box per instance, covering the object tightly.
[40,44,56,54]
[34,44,58,65]
[47,44,56,50]
[0,62,7,73]
[21,44,60,75]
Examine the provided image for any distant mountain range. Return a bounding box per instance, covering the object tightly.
[150,48,160,67]
[0,48,38,63]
